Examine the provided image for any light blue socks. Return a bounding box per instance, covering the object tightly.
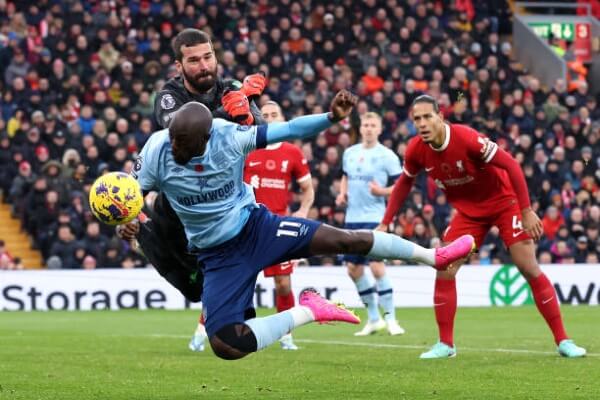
[245,307,313,350]
[367,231,435,265]
[376,275,395,322]
[355,274,381,323]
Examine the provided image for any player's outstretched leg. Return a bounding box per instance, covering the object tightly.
[209,289,359,360]
[189,313,207,352]
[309,226,475,270]
[510,241,586,358]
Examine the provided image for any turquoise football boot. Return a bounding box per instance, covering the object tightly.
[557,339,586,358]
[420,342,457,359]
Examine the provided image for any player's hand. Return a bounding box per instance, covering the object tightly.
[222,90,254,125]
[116,219,140,241]
[521,208,543,241]
[335,192,347,206]
[329,90,358,122]
[292,209,309,218]
[375,223,389,232]
[369,181,385,196]
[241,73,267,98]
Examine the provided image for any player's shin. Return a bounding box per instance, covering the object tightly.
[245,307,313,350]
[367,231,436,265]
[528,273,568,344]
[434,278,457,347]
[376,275,395,321]
[354,274,381,322]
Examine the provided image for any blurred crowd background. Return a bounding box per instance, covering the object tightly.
[0,0,598,270]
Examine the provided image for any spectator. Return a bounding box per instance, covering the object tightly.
[48,225,78,268]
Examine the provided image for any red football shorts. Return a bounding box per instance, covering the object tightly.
[443,200,531,249]
[263,259,297,277]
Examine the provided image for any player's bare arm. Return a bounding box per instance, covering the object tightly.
[292,178,315,218]
[369,180,394,197]
[336,175,348,206]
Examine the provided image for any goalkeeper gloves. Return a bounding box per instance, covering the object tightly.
[240,73,267,99]
[222,90,254,125]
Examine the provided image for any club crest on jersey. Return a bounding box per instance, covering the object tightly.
[160,94,176,110]
[456,160,464,172]
[197,176,211,190]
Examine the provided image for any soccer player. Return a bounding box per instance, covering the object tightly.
[336,112,405,336]
[243,101,315,350]
[132,90,476,360]
[119,28,267,352]
[378,95,586,358]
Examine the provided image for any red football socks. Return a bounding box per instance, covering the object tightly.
[276,292,295,312]
[434,279,457,347]
[529,273,568,344]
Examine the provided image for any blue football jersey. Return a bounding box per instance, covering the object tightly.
[133,120,265,249]
[342,143,402,223]
[133,113,332,249]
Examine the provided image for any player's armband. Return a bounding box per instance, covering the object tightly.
[477,137,498,163]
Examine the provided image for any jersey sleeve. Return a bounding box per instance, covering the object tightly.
[402,138,423,177]
[385,149,402,179]
[461,125,498,163]
[154,90,186,129]
[291,145,311,182]
[227,120,268,155]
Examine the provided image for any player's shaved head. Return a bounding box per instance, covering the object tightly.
[169,102,213,164]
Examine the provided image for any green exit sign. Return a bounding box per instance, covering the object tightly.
[528,22,574,41]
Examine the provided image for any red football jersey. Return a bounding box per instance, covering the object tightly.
[404,124,517,219]
[244,142,311,215]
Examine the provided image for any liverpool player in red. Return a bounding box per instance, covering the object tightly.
[378,95,586,358]
[242,100,315,350]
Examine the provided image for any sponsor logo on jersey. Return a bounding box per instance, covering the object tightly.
[176,180,236,205]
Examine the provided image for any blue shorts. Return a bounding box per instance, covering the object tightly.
[342,222,378,265]
[197,205,321,337]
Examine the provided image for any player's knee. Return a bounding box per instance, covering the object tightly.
[210,323,258,360]
[337,230,371,254]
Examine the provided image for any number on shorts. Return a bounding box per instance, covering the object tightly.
[276,221,302,237]
[512,215,523,231]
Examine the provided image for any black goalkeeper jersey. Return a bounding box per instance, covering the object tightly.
[153,75,265,128]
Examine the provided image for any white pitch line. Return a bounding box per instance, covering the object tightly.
[143,334,597,357]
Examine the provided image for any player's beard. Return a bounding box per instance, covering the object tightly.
[183,67,217,93]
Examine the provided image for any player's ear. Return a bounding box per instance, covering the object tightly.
[175,59,183,74]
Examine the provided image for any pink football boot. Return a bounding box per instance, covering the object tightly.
[434,234,476,270]
[299,288,360,324]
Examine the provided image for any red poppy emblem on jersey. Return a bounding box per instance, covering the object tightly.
[195,164,204,172]
[266,160,276,170]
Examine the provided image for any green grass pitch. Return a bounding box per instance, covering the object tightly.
[0,306,598,400]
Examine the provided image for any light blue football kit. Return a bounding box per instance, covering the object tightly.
[134,115,330,335]
[134,113,429,343]
[343,143,402,224]
[341,143,402,325]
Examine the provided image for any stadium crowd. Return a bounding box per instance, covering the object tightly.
[0,0,598,269]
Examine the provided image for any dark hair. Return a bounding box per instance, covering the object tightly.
[411,94,440,113]
[171,29,213,62]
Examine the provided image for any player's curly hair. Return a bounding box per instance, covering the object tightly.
[171,29,213,62]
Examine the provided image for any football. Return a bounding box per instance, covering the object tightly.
[89,172,144,226]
